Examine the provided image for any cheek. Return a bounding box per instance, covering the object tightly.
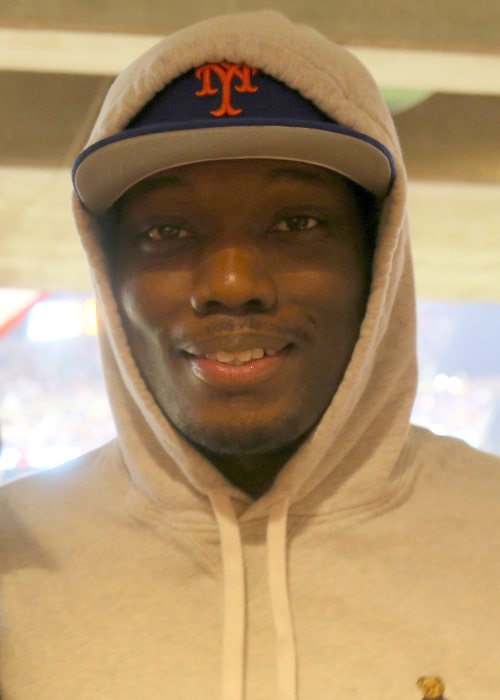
[114,266,190,333]
[286,253,370,379]
[281,250,370,321]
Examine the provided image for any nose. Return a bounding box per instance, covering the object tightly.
[190,246,278,315]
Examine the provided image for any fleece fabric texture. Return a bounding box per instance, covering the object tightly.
[1,11,499,700]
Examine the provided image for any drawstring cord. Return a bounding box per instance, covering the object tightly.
[209,491,246,700]
[209,491,296,700]
[267,496,297,700]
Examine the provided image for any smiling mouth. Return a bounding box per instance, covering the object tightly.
[183,339,292,387]
[203,347,280,366]
[182,333,292,367]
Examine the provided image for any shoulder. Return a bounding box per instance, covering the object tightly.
[409,423,500,476]
[0,440,125,548]
[407,423,500,519]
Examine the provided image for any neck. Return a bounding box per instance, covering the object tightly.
[198,441,302,499]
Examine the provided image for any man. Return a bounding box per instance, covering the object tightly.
[1,11,499,700]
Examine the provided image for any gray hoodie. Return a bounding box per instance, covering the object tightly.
[1,11,500,700]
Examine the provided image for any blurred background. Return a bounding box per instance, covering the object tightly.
[1,0,499,482]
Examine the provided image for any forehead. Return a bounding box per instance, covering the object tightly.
[119,158,358,205]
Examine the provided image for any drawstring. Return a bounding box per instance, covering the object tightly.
[209,490,246,700]
[267,496,297,700]
[209,491,296,700]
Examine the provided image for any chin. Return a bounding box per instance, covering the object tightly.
[173,412,311,459]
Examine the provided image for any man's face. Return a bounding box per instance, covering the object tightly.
[110,159,372,461]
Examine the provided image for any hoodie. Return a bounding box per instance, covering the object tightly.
[1,11,499,700]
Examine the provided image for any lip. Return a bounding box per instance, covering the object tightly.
[184,340,292,388]
[182,333,291,357]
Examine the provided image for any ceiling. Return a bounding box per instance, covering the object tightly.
[0,0,499,299]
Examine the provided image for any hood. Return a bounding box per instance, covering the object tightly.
[71,12,418,700]
[72,9,417,521]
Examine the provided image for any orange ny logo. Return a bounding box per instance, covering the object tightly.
[195,62,259,117]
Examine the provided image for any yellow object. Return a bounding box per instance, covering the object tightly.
[417,676,445,698]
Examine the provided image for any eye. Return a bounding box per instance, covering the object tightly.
[143,224,192,240]
[270,216,322,233]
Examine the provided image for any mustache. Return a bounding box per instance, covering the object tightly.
[171,316,313,345]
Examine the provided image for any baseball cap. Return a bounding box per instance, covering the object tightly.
[72,63,395,214]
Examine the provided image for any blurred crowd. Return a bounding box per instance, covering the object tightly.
[0,306,115,483]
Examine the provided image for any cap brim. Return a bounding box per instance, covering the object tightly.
[73,124,394,214]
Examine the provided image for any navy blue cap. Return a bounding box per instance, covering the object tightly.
[73,64,395,214]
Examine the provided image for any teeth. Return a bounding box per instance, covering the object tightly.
[205,348,273,365]
[217,351,237,363]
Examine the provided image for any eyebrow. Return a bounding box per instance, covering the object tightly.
[123,163,342,201]
[126,173,183,197]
